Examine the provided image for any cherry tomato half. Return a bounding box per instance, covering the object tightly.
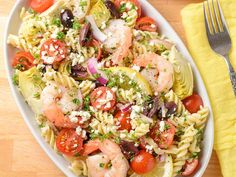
[149,121,176,149]
[115,110,132,132]
[130,150,156,174]
[56,129,83,156]
[12,51,35,71]
[182,159,199,176]
[114,0,142,17]
[40,39,67,64]
[90,86,116,111]
[135,16,158,32]
[30,0,54,13]
[182,94,203,114]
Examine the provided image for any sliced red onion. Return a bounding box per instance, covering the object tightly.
[87,58,108,85]
[120,103,132,112]
[159,154,166,162]
[87,58,98,75]
[86,15,107,42]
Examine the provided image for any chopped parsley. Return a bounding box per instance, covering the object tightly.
[164,124,170,131]
[83,96,90,111]
[119,3,126,13]
[99,163,105,168]
[52,18,61,27]
[90,131,113,141]
[72,98,81,105]
[33,92,40,99]
[14,64,25,71]
[56,31,65,40]
[92,73,101,79]
[12,73,19,86]
[28,8,36,14]
[72,21,81,30]
[191,152,199,158]
[107,162,112,169]
[80,1,87,6]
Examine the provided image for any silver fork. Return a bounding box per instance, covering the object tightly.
[203,0,236,95]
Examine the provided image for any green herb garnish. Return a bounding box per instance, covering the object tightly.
[56,31,65,40]
[52,18,61,27]
[33,92,40,99]
[72,21,81,30]
[72,98,81,105]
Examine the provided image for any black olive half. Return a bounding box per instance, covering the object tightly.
[60,9,74,28]
[105,0,120,18]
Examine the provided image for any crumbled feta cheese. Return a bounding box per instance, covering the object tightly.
[76,126,82,135]
[132,65,140,72]
[36,64,45,70]
[111,87,118,92]
[69,53,85,66]
[126,2,133,10]
[120,133,126,139]
[132,105,143,113]
[81,130,87,139]
[121,12,128,19]
[106,91,113,100]
[97,90,103,96]
[70,117,79,123]
[149,41,155,46]
[154,92,158,96]
[150,24,156,28]
[145,145,153,152]
[159,121,165,132]
[100,21,106,29]
[69,111,91,124]
[104,102,111,109]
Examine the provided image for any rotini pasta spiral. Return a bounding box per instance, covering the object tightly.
[69,159,88,176]
[90,110,118,135]
[79,80,96,97]
[171,107,209,130]
[116,88,137,103]
[44,69,79,89]
[35,115,57,151]
[173,125,198,176]
[123,9,138,28]
[165,90,189,116]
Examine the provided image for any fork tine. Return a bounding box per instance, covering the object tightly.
[217,0,228,32]
[212,0,222,32]
[203,2,213,35]
[207,0,217,33]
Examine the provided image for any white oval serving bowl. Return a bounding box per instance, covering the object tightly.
[4,0,214,177]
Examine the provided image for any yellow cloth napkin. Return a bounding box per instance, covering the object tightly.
[181,0,236,176]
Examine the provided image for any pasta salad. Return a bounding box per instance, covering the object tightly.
[8,0,209,177]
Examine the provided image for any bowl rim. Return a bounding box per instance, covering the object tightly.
[4,0,214,177]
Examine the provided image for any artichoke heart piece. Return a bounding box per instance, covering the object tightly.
[169,47,193,100]
[89,0,111,27]
[18,67,45,114]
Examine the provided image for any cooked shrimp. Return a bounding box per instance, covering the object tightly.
[103,20,132,66]
[86,139,129,177]
[41,83,83,128]
[134,53,174,93]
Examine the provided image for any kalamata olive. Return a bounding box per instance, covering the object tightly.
[105,0,120,18]
[60,9,74,28]
[147,96,159,118]
[120,140,139,159]
[165,101,177,116]
[79,23,92,46]
[71,64,88,79]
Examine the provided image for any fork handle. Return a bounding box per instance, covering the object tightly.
[224,55,236,95]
